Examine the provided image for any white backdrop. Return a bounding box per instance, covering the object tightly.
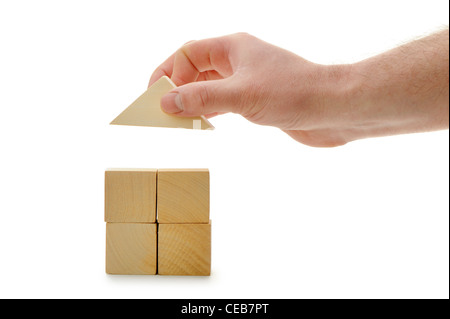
[0,0,448,299]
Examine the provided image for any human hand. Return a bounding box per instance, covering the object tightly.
[149,33,350,146]
[149,31,449,147]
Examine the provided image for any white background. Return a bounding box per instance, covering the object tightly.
[0,0,448,299]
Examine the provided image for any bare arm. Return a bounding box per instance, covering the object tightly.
[339,29,449,141]
[149,30,449,147]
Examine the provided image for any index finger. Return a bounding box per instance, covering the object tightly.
[148,51,175,87]
[148,40,198,87]
[149,36,234,88]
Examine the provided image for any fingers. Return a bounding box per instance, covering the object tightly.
[171,37,234,85]
[150,34,250,117]
[148,52,175,87]
[148,40,197,87]
[160,78,241,117]
[149,35,235,88]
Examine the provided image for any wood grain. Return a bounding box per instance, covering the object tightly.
[105,169,157,223]
[158,222,211,276]
[157,169,210,223]
[106,223,157,275]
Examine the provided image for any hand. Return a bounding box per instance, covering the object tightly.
[149,33,349,146]
[149,31,449,147]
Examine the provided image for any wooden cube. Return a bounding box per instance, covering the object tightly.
[157,169,209,223]
[158,222,211,276]
[105,169,157,223]
[106,223,157,275]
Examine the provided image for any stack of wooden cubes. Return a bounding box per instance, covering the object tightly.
[105,168,211,276]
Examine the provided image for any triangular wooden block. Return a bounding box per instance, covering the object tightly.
[110,76,214,130]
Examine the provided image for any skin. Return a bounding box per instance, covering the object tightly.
[149,31,449,147]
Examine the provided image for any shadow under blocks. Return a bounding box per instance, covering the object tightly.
[105,168,211,276]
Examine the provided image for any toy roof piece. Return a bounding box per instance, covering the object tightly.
[110,76,214,130]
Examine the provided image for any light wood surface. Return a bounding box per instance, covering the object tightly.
[158,222,211,276]
[105,169,157,223]
[110,76,214,130]
[106,223,157,275]
[157,169,210,223]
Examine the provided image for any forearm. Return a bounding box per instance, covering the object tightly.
[342,29,449,141]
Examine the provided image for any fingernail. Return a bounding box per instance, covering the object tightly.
[161,92,183,114]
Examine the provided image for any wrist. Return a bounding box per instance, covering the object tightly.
[312,63,364,143]
[319,61,399,143]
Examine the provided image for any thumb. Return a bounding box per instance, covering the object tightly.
[160,80,240,117]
